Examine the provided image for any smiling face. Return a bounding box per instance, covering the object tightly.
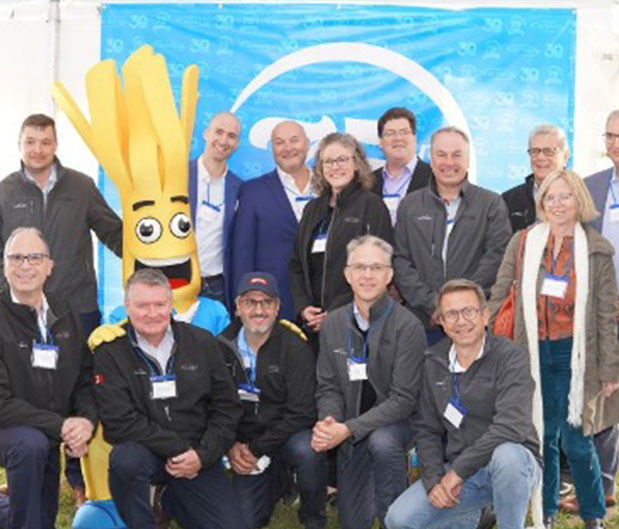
[125,282,173,344]
[439,289,488,349]
[540,177,578,230]
[344,243,393,306]
[379,117,417,166]
[271,121,309,175]
[528,133,569,185]
[4,230,53,302]
[236,290,280,337]
[321,141,356,194]
[430,131,470,194]
[203,113,240,163]
[19,126,57,175]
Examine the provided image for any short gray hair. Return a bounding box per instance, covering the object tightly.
[4,227,50,257]
[528,124,568,152]
[430,126,470,149]
[346,235,393,264]
[125,269,172,302]
[606,110,619,128]
[434,278,487,321]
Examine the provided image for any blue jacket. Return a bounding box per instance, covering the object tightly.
[188,158,243,309]
[231,169,299,320]
[585,167,614,233]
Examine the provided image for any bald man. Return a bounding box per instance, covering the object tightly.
[231,121,315,320]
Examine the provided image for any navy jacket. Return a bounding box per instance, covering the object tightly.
[188,158,243,308]
[585,167,614,234]
[231,169,299,319]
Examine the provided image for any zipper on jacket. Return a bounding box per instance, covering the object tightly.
[320,204,338,309]
[164,404,172,422]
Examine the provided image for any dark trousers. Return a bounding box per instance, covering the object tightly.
[594,425,619,496]
[0,426,60,529]
[540,339,605,519]
[109,442,244,529]
[200,274,226,306]
[336,421,414,529]
[232,430,327,529]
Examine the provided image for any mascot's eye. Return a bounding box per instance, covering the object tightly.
[135,217,162,244]
[169,213,191,239]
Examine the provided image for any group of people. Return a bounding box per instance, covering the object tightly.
[0,105,618,529]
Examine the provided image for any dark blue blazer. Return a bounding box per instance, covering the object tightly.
[188,158,243,308]
[230,169,299,320]
[585,167,614,233]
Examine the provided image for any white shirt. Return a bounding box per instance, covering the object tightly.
[442,195,462,266]
[136,325,175,374]
[601,167,619,287]
[353,302,370,332]
[277,167,315,222]
[448,335,486,373]
[195,155,225,277]
[11,291,49,342]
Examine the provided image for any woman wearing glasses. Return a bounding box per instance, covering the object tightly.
[488,169,619,529]
[289,132,392,341]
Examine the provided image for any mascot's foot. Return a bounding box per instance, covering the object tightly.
[72,499,127,529]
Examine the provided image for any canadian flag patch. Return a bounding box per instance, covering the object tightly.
[93,374,104,385]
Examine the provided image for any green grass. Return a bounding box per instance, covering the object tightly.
[3,470,619,528]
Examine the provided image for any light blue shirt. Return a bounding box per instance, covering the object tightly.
[601,168,619,287]
[237,326,258,384]
[382,157,419,226]
[24,163,58,207]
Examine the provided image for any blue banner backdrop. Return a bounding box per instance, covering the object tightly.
[98,3,576,319]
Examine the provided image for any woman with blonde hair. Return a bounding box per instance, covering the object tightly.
[489,169,619,529]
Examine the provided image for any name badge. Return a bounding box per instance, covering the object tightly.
[347,358,368,381]
[444,398,466,428]
[249,455,271,475]
[32,343,59,370]
[312,234,327,254]
[199,202,220,223]
[150,374,177,400]
[541,274,568,299]
[383,194,400,212]
[610,204,619,223]
[239,383,260,402]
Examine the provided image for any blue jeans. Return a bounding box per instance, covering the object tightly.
[232,430,327,529]
[337,421,414,529]
[539,338,605,519]
[385,442,541,529]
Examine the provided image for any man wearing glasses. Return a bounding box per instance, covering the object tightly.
[0,227,96,529]
[386,279,542,529]
[502,124,570,232]
[218,271,327,529]
[372,107,433,225]
[583,109,619,513]
[312,235,426,529]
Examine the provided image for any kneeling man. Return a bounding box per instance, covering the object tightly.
[386,279,542,529]
[93,269,243,529]
[218,272,327,529]
[312,235,427,529]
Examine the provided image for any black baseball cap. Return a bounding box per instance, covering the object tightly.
[237,272,280,299]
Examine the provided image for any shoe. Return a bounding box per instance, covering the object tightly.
[605,493,617,507]
[153,484,171,529]
[72,487,87,509]
[543,515,556,529]
[0,484,8,496]
[583,519,604,529]
[558,496,579,514]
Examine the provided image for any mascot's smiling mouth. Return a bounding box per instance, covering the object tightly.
[135,256,192,289]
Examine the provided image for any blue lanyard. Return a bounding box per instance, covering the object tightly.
[238,327,258,387]
[610,181,619,208]
[347,300,395,361]
[549,240,573,279]
[128,327,176,378]
[283,183,315,203]
[382,174,411,198]
[202,180,225,211]
[449,355,463,406]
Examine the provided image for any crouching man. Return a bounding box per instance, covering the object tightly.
[92,269,244,529]
[0,227,96,529]
[386,279,542,529]
[218,272,327,529]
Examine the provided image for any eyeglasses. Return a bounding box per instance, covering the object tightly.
[346,263,392,274]
[382,129,413,139]
[239,297,277,310]
[5,253,49,266]
[603,132,619,143]
[322,155,352,168]
[527,147,559,158]
[440,306,480,324]
[542,192,573,205]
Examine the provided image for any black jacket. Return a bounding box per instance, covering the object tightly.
[371,158,432,197]
[501,174,536,233]
[289,182,393,317]
[0,291,96,442]
[93,320,242,468]
[218,319,317,457]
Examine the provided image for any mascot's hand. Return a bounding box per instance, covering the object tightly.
[88,321,127,351]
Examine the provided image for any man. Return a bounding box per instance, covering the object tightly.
[92,269,243,529]
[189,112,243,308]
[502,124,570,232]
[583,108,619,511]
[0,114,121,503]
[372,107,433,225]
[385,279,542,529]
[312,235,427,529]
[218,272,327,529]
[0,227,96,529]
[393,126,512,344]
[231,120,315,320]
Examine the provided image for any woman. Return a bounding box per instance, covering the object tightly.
[289,132,392,335]
[489,169,619,529]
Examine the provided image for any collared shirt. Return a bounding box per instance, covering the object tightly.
[11,291,49,342]
[24,163,58,207]
[448,335,485,373]
[237,326,258,384]
[442,194,462,265]
[352,302,370,332]
[277,167,315,222]
[382,157,418,226]
[195,155,225,277]
[136,325,175,374]
[602,167,619,287]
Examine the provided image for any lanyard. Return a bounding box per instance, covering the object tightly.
[202,180,225,211]
[128,327,176,378]
[36,310,53,345]
[382,174,411,198]
[610,181,619,208]
[283,183,315,203]
[347,299,395,361]
[449,355,463,406]
[549,240,573,279]
[238,327,258,387]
